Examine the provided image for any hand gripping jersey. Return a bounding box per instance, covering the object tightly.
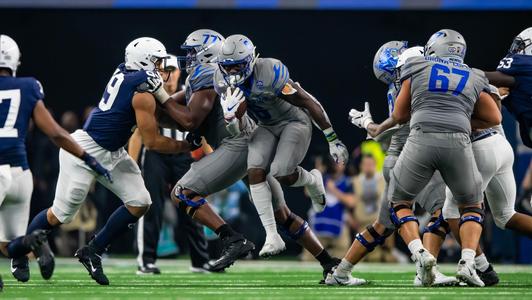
[214,58,308,126]
[386,83,409,157]
[0,76,44,169]
[185,63,230,148]
[84,63,149,151]
[496,54,532,146]
[401,56,490,134]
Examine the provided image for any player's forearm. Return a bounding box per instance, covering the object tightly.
[161,101,200,131]
[144,135,191,154]
[484,71,516,88]
[306,102,332,130]
[128,129,142,163]
[367,116,398,138]
[49,129,85,158]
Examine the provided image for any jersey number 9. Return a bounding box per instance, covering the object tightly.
[99,73,125,111]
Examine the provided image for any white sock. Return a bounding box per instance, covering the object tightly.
[335,258,354,277]
[407,239,424,255]
[249,182,277,235]
[475,253,490,272]
[290,167,315,187]
[461,248,476,262]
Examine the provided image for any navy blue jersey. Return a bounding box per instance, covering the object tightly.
[84,64,149,151]
[0,76,43,169]
[497,54,532,146]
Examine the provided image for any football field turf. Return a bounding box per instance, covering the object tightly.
[1,258,532,299]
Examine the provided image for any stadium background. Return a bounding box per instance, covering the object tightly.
[1,0,531,264]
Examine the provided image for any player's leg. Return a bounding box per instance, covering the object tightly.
[77,153,150,285]
[327,169,395,286]
[247,126,282,252]
[173,143,254,271]
[6,149,94,280]
[266,175,339,278]
[0,168,34,282]
[438,134,485,287]
[271,120,327,212]
[169,153,210,272]
[388,132,438,286]
[135,150,167,275]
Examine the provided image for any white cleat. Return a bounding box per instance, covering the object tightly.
[307,169,326,212]
[259,233,286,258]
[457,259,485,287]
[414,267,458,287]
[325,270,367,286]
[411,249,437,286]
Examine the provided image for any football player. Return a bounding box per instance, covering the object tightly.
[0,34,110,282]
[211,34,349,256]
[6,37,200,285]
[349,29,501,286]
[149,30,341,277]
[485,27,532,147]
[327,43,456,287]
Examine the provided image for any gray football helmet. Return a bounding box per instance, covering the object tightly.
[425,29,466,63]
[373,40,408,84]
[218,34,257,86]
[178,29,224,73]
[509,27,532,56]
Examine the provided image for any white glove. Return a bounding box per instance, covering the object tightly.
[145,71,170,104]
[323,128,349,165]
[349,102,374,129]
[221,87,245,121]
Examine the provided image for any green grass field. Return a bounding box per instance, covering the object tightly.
[1,258,532,299]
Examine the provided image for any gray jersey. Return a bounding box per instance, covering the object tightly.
[214,58,308,126]
[185,63,231,148]
[401,56,490,134]
[386,83,410,156]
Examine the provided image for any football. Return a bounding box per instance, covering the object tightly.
[236,98,247,119]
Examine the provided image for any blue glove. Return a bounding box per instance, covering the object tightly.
[185,133,203,151]
[81,152,113,183]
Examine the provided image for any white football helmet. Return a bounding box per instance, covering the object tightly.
[0,34,21,76]
[396,46,424,69]
[509,27,532,56]
[124,37,168,71]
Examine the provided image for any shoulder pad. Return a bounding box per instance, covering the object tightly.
[254,58,290,95]
[188,63,216,93]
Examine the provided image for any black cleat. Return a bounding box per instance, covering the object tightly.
[136,263,161,275]
[23,230,49,252]
[320,257,341,284]
[207,235,255,272]
[477,264,499,286]
[75,245,109,285]
[11,256,30,282]
[0,273,3,291]
[34,240,55,280]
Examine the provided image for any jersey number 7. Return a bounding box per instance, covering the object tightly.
[0,89,21,138]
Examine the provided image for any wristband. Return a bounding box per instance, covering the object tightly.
[153,87,170,104]
[323,127,337,143]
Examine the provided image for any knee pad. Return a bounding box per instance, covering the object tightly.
[459,207,485,227]
[279,212,308,240]
[355,225,394,252]
[422,214,450,239]
[389,203,419,229]
[173,185,207,217]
